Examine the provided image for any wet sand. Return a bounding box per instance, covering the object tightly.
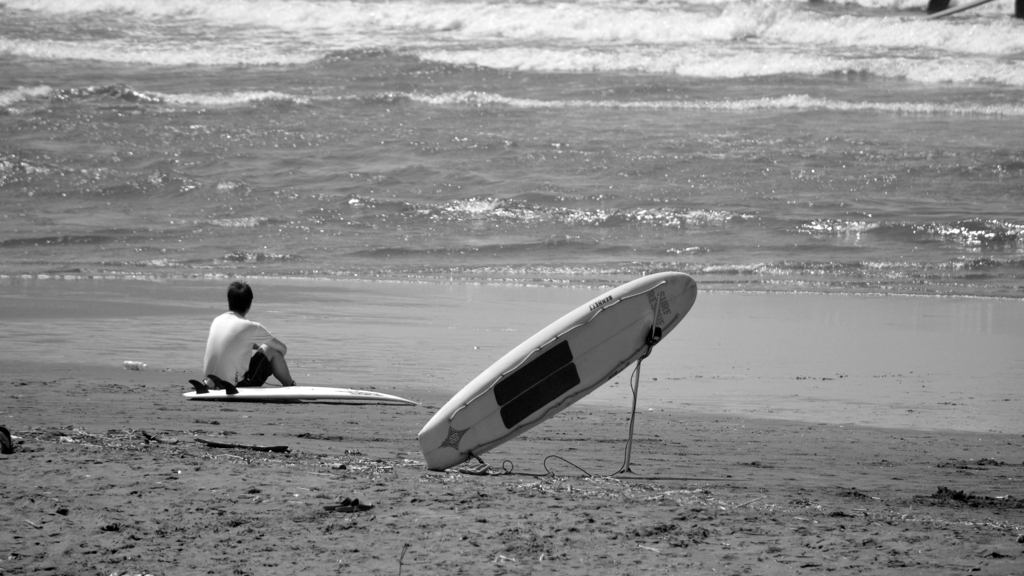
[2,277,1021,433]
[1,278,1022,574]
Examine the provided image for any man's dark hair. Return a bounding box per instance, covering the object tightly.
[227,281,253,314]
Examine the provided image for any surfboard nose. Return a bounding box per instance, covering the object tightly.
[676,272,698,316]
[643,271,698,327]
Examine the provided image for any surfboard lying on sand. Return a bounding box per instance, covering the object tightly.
[418,272,697,471]
[183,386,417,405]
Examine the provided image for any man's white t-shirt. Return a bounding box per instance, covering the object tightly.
[203,312,274,384]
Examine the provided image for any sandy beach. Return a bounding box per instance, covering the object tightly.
[6,1,1024,573]
[2,278,1022,574]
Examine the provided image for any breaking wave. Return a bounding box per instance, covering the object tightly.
[3,84,312,109]
[6,0,1023,85]
[799,218,1024,248]
[406,91,1024,117]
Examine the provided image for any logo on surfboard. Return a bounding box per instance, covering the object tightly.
[647,290,672,327]
[441,426,467,450]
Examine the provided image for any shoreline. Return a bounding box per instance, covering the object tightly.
[1,275,1021,435]
[4,272,1024,301]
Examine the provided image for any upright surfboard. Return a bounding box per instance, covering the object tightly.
[418,272,697,470]
[183,386,417,405]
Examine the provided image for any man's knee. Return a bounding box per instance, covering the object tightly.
[258,344,283,360]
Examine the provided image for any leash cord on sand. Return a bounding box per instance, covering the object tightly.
[543,454,593,477]
[480,456,590,477]
[475,454,591,478]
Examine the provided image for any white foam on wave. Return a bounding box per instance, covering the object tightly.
[0,85,53,108]
[800,219,883,235]
[447,198,504,216]
[418,46,821,76]
[0,81,308,109]
[5,0,324,25]
[0,37,317,67]
[7,0,1021,85]
[769,10,1024,55]
[418,42,1024,86]
[21,0,994,51]
[5,0,416,42]
[207,216,267,228]
[161,91,311,107]
[408,90,1024,117]
[826,0,1007,14]
[5,0,747,41]
[11,0,1021,54]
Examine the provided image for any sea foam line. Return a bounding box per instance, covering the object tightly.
[0,38,318,67]
[406,91,1024,117]
[417,44,1024,86]
[13,0,1022,51]
[9,0,1023,57]
[0,85,54,108]
[161,91,312,107]
[1,84,311,109]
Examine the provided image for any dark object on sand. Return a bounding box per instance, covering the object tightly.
[324,497,374,512]
[194,438,289,453]
[0,425,12,454]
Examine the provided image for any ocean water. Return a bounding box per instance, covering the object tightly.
[2,0,1023,298]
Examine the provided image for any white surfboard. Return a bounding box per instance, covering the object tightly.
[418,272,697,470]
[183,386,417,405]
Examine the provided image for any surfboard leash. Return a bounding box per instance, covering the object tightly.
[484,455,592,478]
[543,455,593,477]
[615,325,663,475]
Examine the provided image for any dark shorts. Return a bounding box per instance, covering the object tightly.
[240,351,273,387]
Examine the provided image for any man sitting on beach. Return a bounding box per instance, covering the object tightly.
[201,281,296,391]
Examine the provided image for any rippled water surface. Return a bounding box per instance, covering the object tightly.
[2,0,1022,296]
